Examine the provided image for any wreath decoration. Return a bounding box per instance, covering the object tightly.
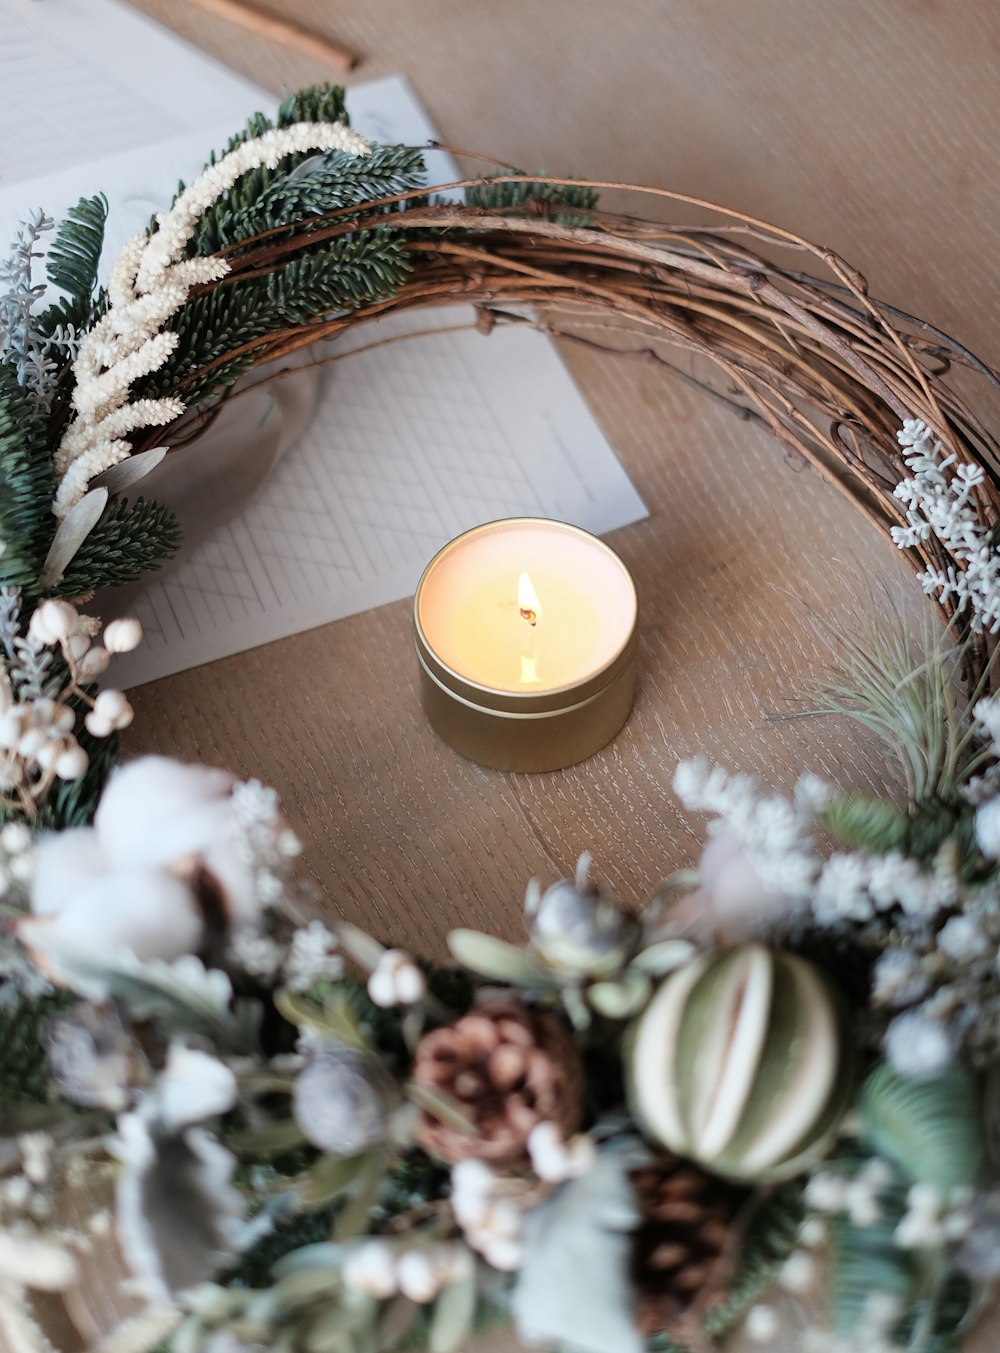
[2,84,1000,1353]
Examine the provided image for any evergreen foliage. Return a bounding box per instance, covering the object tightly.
[702,1185,804,1338]
[39,192,108,333]
[0,364,56,594]
[0,989,72,1104]
[466,171,600,226]
[54,495,181,597]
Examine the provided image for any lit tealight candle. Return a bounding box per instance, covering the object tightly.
[413,518,638,771]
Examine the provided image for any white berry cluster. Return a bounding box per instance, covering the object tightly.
[0,598,141,815]
[367,948,426,1007]
[342,1238,473,1303]
[450,1159,530,1271]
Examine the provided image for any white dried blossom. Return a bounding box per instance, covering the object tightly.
[884,1009,955,1077]
[230,929,284,980]
[450,1158,528,1272]
[937,915,992,964]
[975,797,1000,859]
[283,920,343,992]
[871,950,930,1009]
[891,419,1000,633]
[342,1240,397,1299]
[54,121,370,516]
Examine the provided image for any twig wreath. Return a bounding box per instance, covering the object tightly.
[1,84,1000,1353]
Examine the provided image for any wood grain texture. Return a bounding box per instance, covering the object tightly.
[25,1,1000,1347]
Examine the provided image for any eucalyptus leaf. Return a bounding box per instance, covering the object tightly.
[38,486,108,589]
[405,1082,477,1134]
[273,1242,346,1280]
[92,446,168,492]
[334,923,386,973]
[274,1264,349,1313]
[226,1117,307,1159]
[860,1062,983,1193]
[377,1295,421,1352]
[333,1149,389,1244]
[429,1269,477,1353]
[298,1152,367,1211]
[322,988,370,1051]
[588,971,651,1019]
[447,930,550,985]
[630,940,698,976]
[275,987,336,1036]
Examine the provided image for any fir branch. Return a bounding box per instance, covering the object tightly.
[143,232,410,408]
[466,170,600,226]
[0,366,57,593]
[190,84,351,255]
[42,193,108,326]
[702,1186,804,1339]
[55,496,181,597]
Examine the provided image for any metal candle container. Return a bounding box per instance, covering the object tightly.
[413,518,638,772]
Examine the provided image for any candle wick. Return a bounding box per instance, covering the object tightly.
[519,607,538,627]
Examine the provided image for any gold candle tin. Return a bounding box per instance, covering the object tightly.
[413,519,638,773]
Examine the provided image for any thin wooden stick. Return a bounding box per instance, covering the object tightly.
[187,0,358,71]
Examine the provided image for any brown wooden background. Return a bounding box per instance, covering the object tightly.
[38,2,1000,1347]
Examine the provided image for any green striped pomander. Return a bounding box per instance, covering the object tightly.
[627,944,853,1183]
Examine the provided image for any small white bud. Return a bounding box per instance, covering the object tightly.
[53,706,76,734]
[396,1249,440,1303]
[66,633,91,662]
[0,823,31,854]
[28,600,75,645]
[0,711,24,750]
[55,744,89,781]
[481,1237,523,1271]
[746,1305,779,1342]
[78,647,111,679]
[102,618,143,654]
[367,966,397,1008]
[342,1240,397,1299]
[84,711,114,738]
[18,727,49,759]
[779,1251,815,1292]
[34,739,64,771]
[94,690,129,722]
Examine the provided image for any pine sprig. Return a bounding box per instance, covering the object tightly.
[55,495,181,597]
[41,192,107,331]
[466,170,600,226]
[0,364,57,594]
[702,1186,805,1339]
[144,232,411,407]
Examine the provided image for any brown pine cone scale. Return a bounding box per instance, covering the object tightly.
[411,997,583,1168]
[631,1154,743,1338]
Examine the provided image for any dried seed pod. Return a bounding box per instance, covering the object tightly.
[628,944,852,1182]
[293,1047,400,1156]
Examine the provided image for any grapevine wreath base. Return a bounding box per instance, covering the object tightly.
[1,84,1000,1353]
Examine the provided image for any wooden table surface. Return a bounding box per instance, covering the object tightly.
[49,3,1000,1347]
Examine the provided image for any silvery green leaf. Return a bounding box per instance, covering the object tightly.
[226,1117,307,1159]
[298,1152,367,1211]
[273,1243,346,1280]
[333,923,386,973]
[274,1264,349,1314]
[630,939,697,976]
[376,1297,420,1352]
[405,1081,476,1134]
[333,1149,389,1243]
[587,972,651,1019]
[448,930,550,984]
[92,445,168,492]
[512,1139,648,1353]
[59,950,258,1053]
[429,1268,477,1353]
[38,486,108,588]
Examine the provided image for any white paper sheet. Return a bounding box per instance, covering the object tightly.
[0,0,269,186]
[0,2,647,686]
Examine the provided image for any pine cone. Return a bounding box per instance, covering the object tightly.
[630,1154,742,1338]
[411,997,583,1167]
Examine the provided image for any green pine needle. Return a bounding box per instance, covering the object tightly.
[0,364,57,594]
[41,193,108,329]
[55,495,181,596]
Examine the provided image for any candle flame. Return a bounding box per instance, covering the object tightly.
[518,572,541,626]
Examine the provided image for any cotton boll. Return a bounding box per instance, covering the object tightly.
[20,869,203,989]
[31,828,108,916]
[975,798,1000,859]
[95,757,234,856]
[157,1045,237,1131]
